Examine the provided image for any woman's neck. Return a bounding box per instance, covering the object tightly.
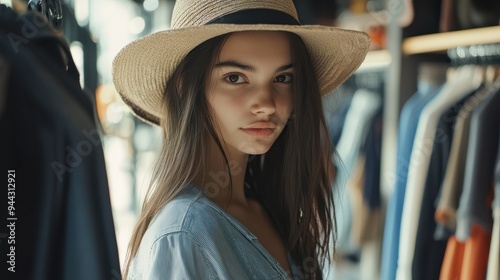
[194,137,250,209]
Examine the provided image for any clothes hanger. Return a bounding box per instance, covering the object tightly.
[27,0,63,30]
[26,0,70,72]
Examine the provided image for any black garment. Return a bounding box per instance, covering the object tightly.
[456,85,500,240]
[412,90,475,280]
[361,107,383,209]
[0,6,120,280]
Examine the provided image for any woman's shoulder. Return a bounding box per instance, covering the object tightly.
[130,185,223,279]
[143,184,225,242]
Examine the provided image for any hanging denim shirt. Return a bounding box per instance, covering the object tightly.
[128,183,308,280]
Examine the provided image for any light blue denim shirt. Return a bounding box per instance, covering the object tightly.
[128,183,309,280]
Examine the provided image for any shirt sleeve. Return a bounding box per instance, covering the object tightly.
[146,231,214,280]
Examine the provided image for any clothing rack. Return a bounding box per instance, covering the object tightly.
[448,43,500,67]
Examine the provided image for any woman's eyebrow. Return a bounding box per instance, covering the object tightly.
[214,60,294,72]
[215,60,255,71]
[277,64,293,72]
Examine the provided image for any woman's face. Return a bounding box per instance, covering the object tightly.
[206,31,294,157]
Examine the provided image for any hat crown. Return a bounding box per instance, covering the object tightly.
[171,0,300,29]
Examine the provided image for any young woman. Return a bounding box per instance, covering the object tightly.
[112,0,369,279]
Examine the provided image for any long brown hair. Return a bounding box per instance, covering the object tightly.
[248,33,336,279]
[123,32,336,280]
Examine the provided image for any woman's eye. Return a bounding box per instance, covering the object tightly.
[274,74,293,83]
[224,74,245,84]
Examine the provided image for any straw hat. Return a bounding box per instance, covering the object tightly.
[113,0,370,125]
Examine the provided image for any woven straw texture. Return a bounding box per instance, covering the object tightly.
[172,0,299,28]
[112,0,370,125]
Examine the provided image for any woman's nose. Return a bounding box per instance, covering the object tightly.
[250,85,276,115]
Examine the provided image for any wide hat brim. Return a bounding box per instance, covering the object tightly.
[112,24,370,125]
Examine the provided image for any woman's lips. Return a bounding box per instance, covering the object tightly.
[242,122,276,138]
[241,128,275,138]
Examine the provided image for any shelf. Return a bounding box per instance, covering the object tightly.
[357,49,391,72]
[402,26,500,55]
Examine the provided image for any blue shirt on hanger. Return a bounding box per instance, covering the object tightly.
[380,83,442,280]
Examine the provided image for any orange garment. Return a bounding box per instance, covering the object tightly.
[440,178,495,279]
[440,236,465,280]
[460,224,491,280]
[439,224,491,280]
[439,224,492,280]
[460,183,495,279]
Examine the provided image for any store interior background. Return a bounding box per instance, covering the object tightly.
[2,0,499,279]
